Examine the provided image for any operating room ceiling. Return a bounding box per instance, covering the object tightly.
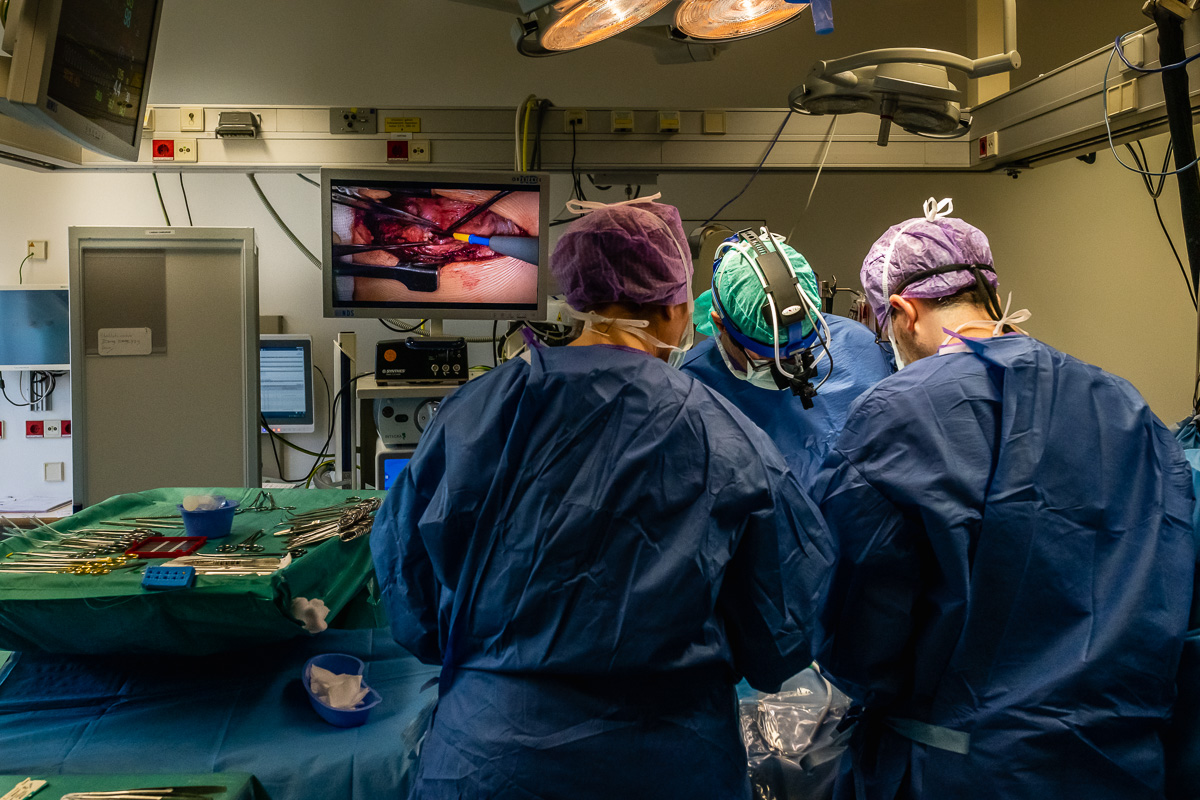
[143,0,1146,110]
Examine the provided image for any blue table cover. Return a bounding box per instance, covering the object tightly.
[0,628,439,800]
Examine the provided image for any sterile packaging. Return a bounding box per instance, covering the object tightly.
[739,667,853,800]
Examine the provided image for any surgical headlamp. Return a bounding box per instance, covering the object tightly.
[710,228,829,408]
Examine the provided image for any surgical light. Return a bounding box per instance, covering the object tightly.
[675,0,807,41]
[541,0,674,51]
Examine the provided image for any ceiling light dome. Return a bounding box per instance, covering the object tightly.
[542,0,675,51]
[675,0,807,41]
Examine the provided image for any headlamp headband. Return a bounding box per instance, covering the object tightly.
[890,262,1004,323]
[710,228,817,358]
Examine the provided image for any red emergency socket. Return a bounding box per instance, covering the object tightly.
[152,139,174,160]
[386,140,409,162]
[25,420,43,438]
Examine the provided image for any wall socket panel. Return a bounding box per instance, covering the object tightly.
[330,107,378,134]
[180,106,205,131]
[27,240,46,259]
[564,109,588,133]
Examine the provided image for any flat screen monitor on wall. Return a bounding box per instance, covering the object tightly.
[322,168,550,321]
[259,334,315,434]
[2,0,164,161]
[0,284,70,370]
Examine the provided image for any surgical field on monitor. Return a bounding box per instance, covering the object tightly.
[331,184,540,306]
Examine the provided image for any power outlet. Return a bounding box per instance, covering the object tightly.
[174,138,197,162]
[27,240,46,259]
[410,140,431,162]
[611,110,635,133]
[152,138,175,161]
[25,420,43,438]
[564,109,588,133]
[978,131,999,159]
[62,419,71,437]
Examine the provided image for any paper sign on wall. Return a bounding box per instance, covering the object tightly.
[98,327,153,356]
[384,117,421,133]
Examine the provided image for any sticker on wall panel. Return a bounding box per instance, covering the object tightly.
[384,117,421,133]
[98,327,153,356]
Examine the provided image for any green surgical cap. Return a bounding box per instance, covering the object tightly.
[695,238,820,345]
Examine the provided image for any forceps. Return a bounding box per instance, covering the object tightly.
[216,530,266,553]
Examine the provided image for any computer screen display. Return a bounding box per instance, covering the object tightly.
[259,335,314,434]
[0,286,70,370]
[381,455,411,491]
[46,0,159,148]
[323,169,550,321]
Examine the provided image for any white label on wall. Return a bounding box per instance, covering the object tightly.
[98,327,153,356]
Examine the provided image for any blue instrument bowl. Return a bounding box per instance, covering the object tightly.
[176,497,238,539]
[303,653,382,728]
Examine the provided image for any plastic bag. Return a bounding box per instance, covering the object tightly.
[739,666,854,800]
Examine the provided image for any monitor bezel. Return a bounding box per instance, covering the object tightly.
[0,283,70,371]
[321,167,550,322]
[258,333,315,435]
[4,0,164,162]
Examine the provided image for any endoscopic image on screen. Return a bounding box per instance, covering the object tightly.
[330,184,540,308]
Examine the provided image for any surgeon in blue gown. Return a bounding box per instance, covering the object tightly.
[815,199,1196,800]
[371,196,835,800]
[682,234,891,487]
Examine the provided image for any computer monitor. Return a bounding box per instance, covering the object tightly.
[322,168,550,321]
[0,284,69,370]
[2,0,164,162]
[376,445,416,491]
[259,334,315,434]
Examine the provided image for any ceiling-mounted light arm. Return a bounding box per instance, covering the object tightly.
[814,0,1020,86]
[813,46,1020,88]
[511,16,562,57]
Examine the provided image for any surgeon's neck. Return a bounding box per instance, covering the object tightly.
[569,303,679,359]
[894,299,1003,363]
[572,324,657,355]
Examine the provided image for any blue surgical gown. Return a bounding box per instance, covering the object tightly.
[682,314,893,487]
[371,343,835,800]
[814,335,1196,800]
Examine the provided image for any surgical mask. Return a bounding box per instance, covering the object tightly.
[572,299,694,368]
[938,292,1031,351]
[887,325,907,371]
[715,334,784,390]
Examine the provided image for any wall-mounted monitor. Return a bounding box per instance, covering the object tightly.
[322,168,550,321]
[2,0,164,162]
[259,334,315,434]
[0,284,70,370]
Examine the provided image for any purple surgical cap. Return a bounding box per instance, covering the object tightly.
[861,210,997,329]
[551,200,693,310]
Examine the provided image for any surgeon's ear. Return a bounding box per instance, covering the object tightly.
[889,295,918,333]
[710,312,725,334]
